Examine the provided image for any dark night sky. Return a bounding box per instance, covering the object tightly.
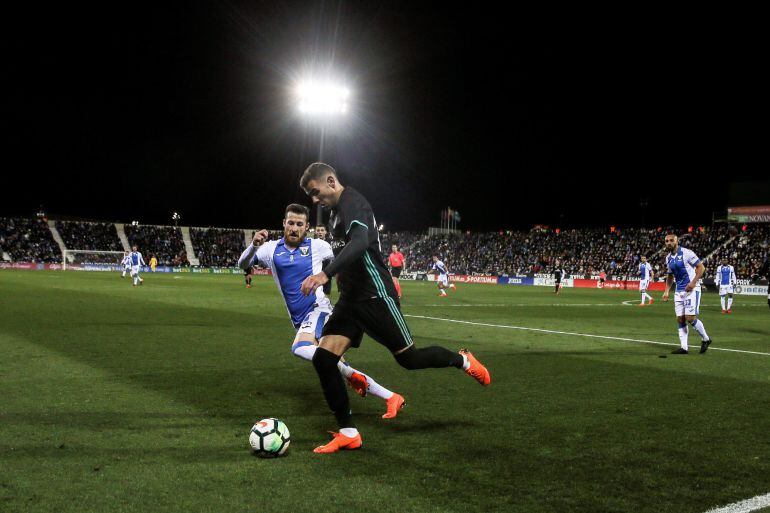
[3,3,767,231]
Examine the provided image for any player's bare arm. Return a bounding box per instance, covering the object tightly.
[685,262,705,292]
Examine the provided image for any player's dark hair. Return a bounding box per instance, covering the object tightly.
[300,162,338,190]
[285,203,310,220]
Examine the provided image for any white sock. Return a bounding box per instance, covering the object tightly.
[461,354,470,370]
[720,296,726,310]
[291,342,316,361]
[641,293,646,304]
[339,427,358,437]
[690,319,709,341]
[678,324,689,351]
[439,289,447,296]
[133,276,138,286]
[645,293,653,301]
[360,373,394,400]
[727,296,733,310]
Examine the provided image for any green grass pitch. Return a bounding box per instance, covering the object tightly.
[1,270,769,513]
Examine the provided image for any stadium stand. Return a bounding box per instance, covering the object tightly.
[56,221,123,251]
[0,217,61,263]
[191,227,246,268]
[124,224,188,266]
[2,216,768,280]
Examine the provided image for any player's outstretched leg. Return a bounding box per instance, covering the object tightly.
[688,317,712,354]
[394,345,491,386]
[292,340,404,417]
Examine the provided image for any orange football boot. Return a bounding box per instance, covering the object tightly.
[382,393,405,419]
[313,431,363,454]
[347,371,368,397]
[459,349,491,386]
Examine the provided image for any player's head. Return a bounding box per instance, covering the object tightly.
[132,245,137,252]
[722,257,729,266]
[664,233,678,251]
[641,255,647,263]
[300,162,343,208]
[432,255,439,262]
[315,225,327,240]
[283,203,310,245]
[391,244,398,252]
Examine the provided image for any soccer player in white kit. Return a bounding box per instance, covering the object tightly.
[431,255,455,297]
[661,234,712,354]
[121,251,131,277]
[128,246,145,286]
[237,204,405,419]
[638,256,655,306]
[715,258,736,314]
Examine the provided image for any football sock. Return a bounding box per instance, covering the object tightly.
[393,278,402,297]
[645,293,653,301]
[677,322,689,351]
[312,347,355,429]
[641,293,646,304]
[720,296,726,310]
[689,319,709,341]
[339,427,359,438]
[291,340,316,361]
[362,375,394,400]
[439,289,447,296]
[727,296,733,310]
[395,346,464,370]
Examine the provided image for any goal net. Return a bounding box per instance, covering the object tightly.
[62,250,126,271]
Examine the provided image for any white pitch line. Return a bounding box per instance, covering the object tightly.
[424,303,623,307]
[703,492,770,513]
[403,314,770,357]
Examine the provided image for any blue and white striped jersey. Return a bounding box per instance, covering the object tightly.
[666,247,701,292]
[129,251,145,266]
[254,238,334,328]
[639,262,652,281]
[715,265,736,286]
[432,260,448,276]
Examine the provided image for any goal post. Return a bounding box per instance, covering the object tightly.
[62,250,126,271]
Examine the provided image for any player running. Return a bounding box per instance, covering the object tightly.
[431,255,456,297]
[661,234,712,354]
[237,203,404,420]
[638,256,655,306]
[299,162,489,454]
[388,244,405,298]
[715,258,736,314]
[121,251,131,277]
[128,245,145,287]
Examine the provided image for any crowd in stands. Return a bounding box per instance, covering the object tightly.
[383,225,767,280]
[0,217,60,263]
[1,216,768,280]
[124,224,188,266]
[56,221,123,251]
[191,227,245,268]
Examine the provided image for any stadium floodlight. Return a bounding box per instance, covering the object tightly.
[295,80,350,116]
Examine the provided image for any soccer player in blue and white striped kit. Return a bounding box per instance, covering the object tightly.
[715,258,737,314]
[128,246,145,286]
[237,204,404,419]
[638,256,655,306]
[661,234,712,354]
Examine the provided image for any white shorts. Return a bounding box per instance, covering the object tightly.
[130,265,141,276]
[719,285,734,295]
[674,289,701,317]
[296,306,333,340]
[639,280,650,291]
[438,274,449,286]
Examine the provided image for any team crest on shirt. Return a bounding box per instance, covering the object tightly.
[299,246,310,257]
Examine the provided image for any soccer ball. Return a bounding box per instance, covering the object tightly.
[249,418,291,457]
